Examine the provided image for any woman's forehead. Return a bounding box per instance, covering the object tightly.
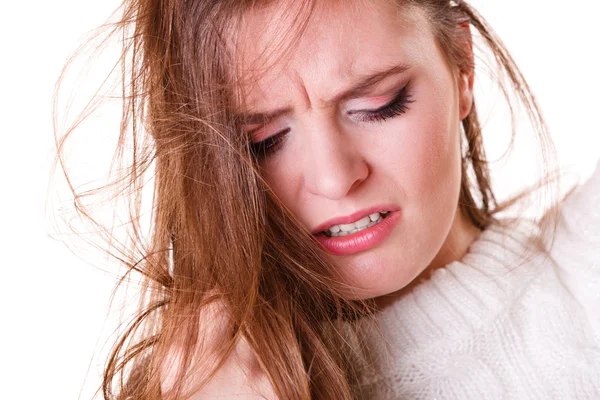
[235,0,418,70]
[233,0,430,111]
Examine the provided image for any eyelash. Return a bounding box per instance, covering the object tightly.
[250,128,290,159]
[250,84,414,159]
[351,85,414,123]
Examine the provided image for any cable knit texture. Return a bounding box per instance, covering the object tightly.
[346,162,600,400]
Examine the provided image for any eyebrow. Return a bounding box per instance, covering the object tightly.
[330,63,412,103]
[238,63,411,126]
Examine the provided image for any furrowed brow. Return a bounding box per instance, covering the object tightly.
[238,63,411,126]
[238,107,292,127]
[328,63,412,104]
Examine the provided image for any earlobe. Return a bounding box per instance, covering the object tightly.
[458,22,475,120]
[458,71,474,120]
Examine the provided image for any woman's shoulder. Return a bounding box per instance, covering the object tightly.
[549,159,600,264]
[555,159,600,241]
[545,159,600,324]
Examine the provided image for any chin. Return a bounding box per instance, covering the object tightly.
[334,244,427,301]
[336,212,458,301]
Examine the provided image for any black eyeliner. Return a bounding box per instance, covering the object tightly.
[250,127,290,159]
[359,83,414,123]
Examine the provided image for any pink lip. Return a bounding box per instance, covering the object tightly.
[311,205,399,234]
[313,206,400,256]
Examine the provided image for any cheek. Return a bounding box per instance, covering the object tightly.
[389,95,461,204]
[261,160,304,214]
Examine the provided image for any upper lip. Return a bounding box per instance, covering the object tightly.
[311,204,399,235]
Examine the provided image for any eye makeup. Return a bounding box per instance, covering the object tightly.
[249,127,290,159]
[249,82,414,160]
[347,83,414,123]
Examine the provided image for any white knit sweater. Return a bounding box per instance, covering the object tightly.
[348,162,600,400]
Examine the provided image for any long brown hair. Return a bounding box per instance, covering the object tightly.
[54,0,556,398]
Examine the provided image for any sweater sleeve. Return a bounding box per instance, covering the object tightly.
[549,159,600,323]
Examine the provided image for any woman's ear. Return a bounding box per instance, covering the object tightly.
[457,21,475,120]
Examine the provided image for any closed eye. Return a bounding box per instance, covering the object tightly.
[250,127,290,160]
[348,83,414,123]
[249,84,413,160]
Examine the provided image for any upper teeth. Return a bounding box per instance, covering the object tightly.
[325,211,389,237]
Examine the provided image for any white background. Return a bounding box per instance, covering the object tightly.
[1,1,598,399]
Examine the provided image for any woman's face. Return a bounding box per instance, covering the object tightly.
[237,1,477,300]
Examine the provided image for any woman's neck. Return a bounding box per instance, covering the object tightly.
[375,208,481,310]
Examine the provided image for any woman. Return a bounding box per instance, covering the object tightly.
[56,0,600,399]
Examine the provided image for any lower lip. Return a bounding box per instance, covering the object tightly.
[315,211,400,256]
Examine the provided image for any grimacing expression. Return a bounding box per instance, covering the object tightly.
[237,0,475,300]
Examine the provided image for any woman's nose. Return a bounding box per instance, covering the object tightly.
[302,122,369,200]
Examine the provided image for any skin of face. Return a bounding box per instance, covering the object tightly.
[237,0,480,303]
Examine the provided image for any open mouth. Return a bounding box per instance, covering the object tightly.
[321,211,391,238]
